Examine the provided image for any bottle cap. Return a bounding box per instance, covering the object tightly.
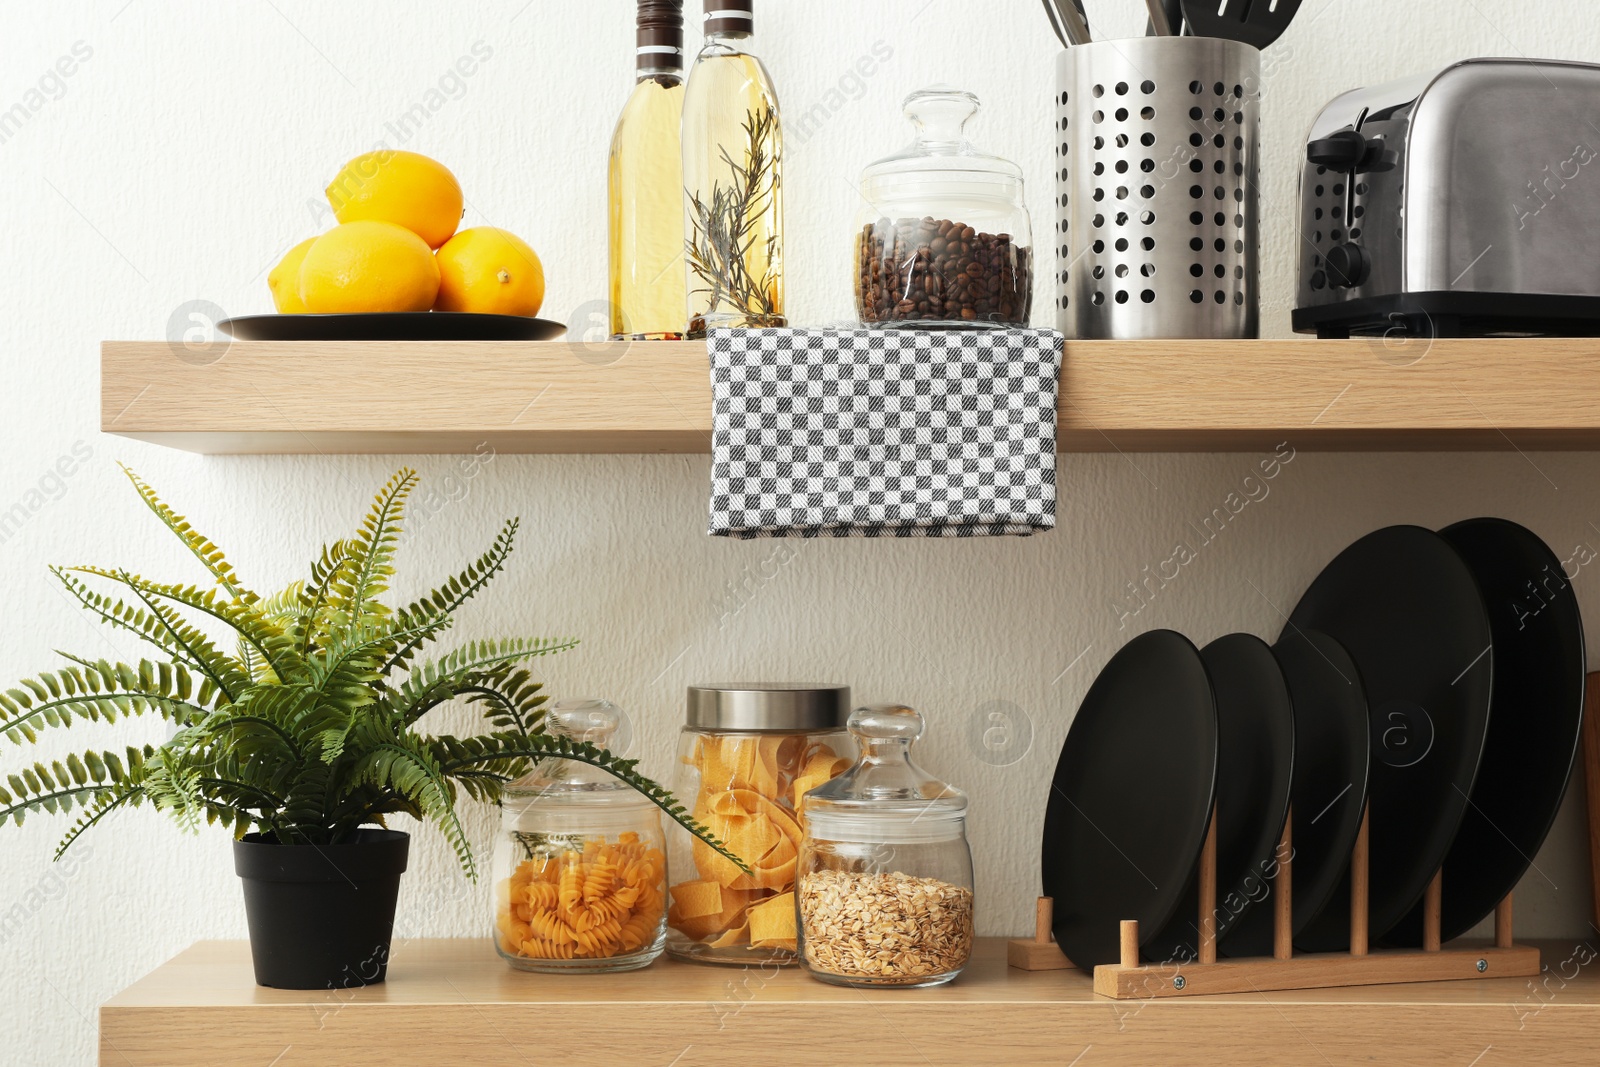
[704,0,753,35]
[637,0,684,71]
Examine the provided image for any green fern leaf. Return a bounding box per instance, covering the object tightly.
[120,465,255,603]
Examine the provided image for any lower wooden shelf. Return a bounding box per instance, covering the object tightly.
[100,938,1600,1066]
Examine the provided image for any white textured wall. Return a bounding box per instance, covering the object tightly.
[4,2,1600,1064]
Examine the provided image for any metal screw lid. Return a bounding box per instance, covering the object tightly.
[686,683,850,732]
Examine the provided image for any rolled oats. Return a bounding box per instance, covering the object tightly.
[798,869,974,984]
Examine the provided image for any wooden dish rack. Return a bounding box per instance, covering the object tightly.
[1009,804,1541,998]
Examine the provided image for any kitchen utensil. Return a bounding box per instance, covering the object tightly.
[1384,519,1585,946]
[1145,633,1293,963]
[1041,0,1092,47]
[1230,628,1370,955]
[1041,630,1217,969]
[220,313,565,342]
[1144,0,1177,36]
[1180,0,1302,48]
[1293,59,1600,338]
[1054,37,1259,338]
[1285,526,1493,948]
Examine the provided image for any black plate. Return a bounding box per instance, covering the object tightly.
[1145,634,1294,962]
[1385,518,1586,946]
[219,313,566,341]
[1226,628,1372,954]
[1285,525,1493,945]
[1042,630,1218,969]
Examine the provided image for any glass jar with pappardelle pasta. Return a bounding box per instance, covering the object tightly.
[797,704,974,988]
[666,683,854,965]
[493,699,668,973]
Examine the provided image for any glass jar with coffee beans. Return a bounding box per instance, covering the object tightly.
[854,86,1033,329]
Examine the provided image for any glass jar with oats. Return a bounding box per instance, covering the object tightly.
[797,704,974,988]
[666,684,853,965]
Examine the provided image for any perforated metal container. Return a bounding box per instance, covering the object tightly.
[1055,38,1260,339]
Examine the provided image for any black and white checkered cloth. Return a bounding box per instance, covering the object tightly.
[708,328,1062,538]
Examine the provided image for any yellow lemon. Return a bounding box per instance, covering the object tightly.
[325,151,463,249]
[267,237,316,313]
[433,227,545,316]
[298,221,440,313]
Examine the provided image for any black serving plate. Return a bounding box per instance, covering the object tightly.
[1146,633,1294,963]
[1384,518,1586,946]
[1285,525,1493,947]
[219,313,565,341]
[1235,628,1372,954]
[1042,629,1218,969]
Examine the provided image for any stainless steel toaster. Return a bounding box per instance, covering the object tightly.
[1292,58,1600,338]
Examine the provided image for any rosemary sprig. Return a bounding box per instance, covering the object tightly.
[686,105,784,331]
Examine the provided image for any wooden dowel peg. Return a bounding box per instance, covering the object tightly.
[1350,802,1371,957]
[1120,920,1140,968]
[1006,896,1072,970]
[1423,868,1443,952]
[1274,809,1293,961]
[1199,808,1218,965]
[1494,893,1513,949]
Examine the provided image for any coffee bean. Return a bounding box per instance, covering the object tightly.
[857,217,1031,326]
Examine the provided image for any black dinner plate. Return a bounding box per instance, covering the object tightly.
[1145,633,1294,963]
[1384,518,1586,946]
[1285,525,1494,946]
[1225,627,1372,955]
[219,313,566,341]
[1042,629,1218,969]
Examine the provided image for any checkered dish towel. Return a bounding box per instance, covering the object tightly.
[708,328,1062,538]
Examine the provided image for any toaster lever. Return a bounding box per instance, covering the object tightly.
[1307,129,1370,169]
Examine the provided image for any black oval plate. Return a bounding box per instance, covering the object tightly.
[1285,525,1493,945]
[219,313,566,341]
[1146,633,1294,962]
[1385,518,1586,946]
[1234,628,1371,954]
[1042,629,1218,969]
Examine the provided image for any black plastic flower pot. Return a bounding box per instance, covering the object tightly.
[233,828,410,989]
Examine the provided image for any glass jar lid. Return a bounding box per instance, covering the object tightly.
[505,699,646,814]
[860,85,1024,199]
[686,683,850,732]
[804,704,967,842]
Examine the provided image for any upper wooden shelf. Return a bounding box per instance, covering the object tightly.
[101,938,1595,1066]
[101,337,1600,454]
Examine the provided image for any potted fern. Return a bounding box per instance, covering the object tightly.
[0,468,738,988]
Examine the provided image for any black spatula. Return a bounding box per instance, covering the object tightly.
[1181,0,1303,47]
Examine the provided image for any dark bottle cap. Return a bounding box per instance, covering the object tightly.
[637,0,684,71]
[704,0,753,35]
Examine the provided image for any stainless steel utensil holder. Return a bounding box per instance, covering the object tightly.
[1055,37,1260,339]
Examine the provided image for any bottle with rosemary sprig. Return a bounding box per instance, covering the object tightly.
[681,0,784,337]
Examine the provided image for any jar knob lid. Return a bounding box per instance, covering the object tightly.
[903,85,980,149]
[849,703,925,744]
[549,699,622,746]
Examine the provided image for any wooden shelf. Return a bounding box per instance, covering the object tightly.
[102,337,1600,455]
[100,938,1598,1066]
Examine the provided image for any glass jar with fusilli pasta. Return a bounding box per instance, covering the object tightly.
[493,699,668,972]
